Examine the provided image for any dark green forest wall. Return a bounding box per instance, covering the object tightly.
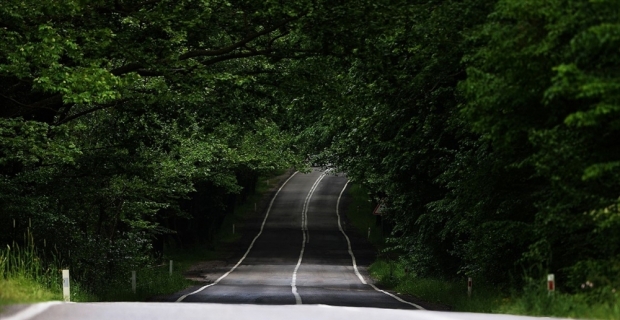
[293,0,620,294]
[1,0,619,296]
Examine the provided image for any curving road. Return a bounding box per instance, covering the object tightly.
[170,169,423,309]
[1,170,568,320]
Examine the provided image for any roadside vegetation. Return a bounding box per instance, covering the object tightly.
[0,172,286,304]
[344,184,385,248]
[369,259,620,319]
[0,239,190,304]
[0,235,95,305]
[1,0,619,316]
[346,183,620,318]
[300,0,620,318]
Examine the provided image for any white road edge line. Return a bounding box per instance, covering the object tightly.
[0,301,63,320]
[367,283,425,309]
[292,172,326,304]
[335,181,366,285]
[175,171,299,302]
[335,181,426,310]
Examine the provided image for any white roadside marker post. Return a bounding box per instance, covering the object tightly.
[131,271,136,294]
[548,274,555,295]
[368,227,371,239]
[62,269,70,302]
[169,260,173,276]
[467,277,472,298]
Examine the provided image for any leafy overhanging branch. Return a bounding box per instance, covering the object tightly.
[7,14,315,122]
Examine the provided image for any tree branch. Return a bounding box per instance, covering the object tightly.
[179,15,303,60]
[136,69,165,76]
[111,63,144,76]
[201,50,274,66]
[56,101,122,125]
[268,31,290,47]
[18,13,307,120]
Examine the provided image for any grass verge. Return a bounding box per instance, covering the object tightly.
[368,259,502,312]
[368,249,620,319]
[0,242,95,305]
[0,276,57,305]
[94,265,191,302]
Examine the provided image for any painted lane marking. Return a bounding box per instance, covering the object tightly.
[302,172,325,244]
[292,172,326,304]
[368,283,426,309]
[176,172,299,302]
[335,181,425,310]
[0,302,63,320]
[335,181,366,284]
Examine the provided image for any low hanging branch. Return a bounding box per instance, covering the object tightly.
[178,15,302,60]
[56,101,125,125]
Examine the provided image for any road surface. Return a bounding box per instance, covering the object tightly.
[1,169,567,320]
[170,169,424,309]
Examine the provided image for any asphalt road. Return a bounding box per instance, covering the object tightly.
[1,169,569,320]
[171,169,424,309]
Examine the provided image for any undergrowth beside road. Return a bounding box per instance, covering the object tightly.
[368,249,620,319]
[1,276,57,306]
[0,241,96,305]
[0,238,190,304]
[345,184,384,248]
[345,182,620,319]
[0,169,288,306]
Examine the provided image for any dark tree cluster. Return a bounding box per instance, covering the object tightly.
[1,0,619,299]
[296,0,620,297]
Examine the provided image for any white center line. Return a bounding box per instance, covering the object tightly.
[291,172,326,304]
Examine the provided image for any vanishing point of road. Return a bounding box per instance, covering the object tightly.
[1,170,566,320]
[170,169,424,309]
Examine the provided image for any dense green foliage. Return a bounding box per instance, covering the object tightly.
[1,0,619,308]
[296,0,620,302]
[0,0,318,294]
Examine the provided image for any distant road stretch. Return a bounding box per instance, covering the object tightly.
[1,170,568,320]
[171,169,423,309]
